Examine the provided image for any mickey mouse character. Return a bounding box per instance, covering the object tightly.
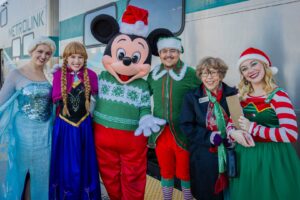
[91,5,171,200]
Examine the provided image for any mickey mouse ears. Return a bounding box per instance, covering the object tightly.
[91,14,119,44]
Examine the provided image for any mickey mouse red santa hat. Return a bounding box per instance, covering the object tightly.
[237,47,278,75]
[119,5,149,37]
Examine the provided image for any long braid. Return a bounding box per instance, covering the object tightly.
[61,59,70,116]
[83,60,91,113]
[62,41,89,115]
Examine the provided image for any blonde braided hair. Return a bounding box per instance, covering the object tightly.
[61,41,90,116]
[83,60,91,113]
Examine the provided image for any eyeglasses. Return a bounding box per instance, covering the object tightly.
[201,70,219,78]
[160,48,179,55]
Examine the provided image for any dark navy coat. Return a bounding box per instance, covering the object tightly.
[180,82,237,200]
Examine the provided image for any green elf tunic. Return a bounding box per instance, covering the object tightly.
[148,61,201,150]
[230,89,300,200]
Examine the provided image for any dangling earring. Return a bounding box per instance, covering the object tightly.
[244,80,249,85]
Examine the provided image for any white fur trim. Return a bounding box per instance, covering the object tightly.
[51,63,62,73]
[238,54,279,75]
[120,21,148,37]
[169,64,187,81]
[237,54,270,67]
[152,63,188,81]
[151,64,168,80]
[157,38,182,52]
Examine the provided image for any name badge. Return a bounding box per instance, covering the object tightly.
[198,96,209,104]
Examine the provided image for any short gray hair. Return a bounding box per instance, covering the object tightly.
[28,36,56,55]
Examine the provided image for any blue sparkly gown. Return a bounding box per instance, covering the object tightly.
[0,69,53,200]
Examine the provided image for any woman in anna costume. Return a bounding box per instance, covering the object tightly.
[49,41,101,200]
[228,47,300,200]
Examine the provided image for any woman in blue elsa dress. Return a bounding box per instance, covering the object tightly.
[0,36,56,200]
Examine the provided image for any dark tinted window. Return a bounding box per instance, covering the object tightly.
[84,3,117,47]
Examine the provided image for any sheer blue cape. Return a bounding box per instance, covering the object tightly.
[0,90,53,199]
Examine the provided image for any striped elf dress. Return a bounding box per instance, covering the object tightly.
[230,89,300,200]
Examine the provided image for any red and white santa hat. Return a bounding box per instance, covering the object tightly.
[237,47,278,75]
[119,5,149,37]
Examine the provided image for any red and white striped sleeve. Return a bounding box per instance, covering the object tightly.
[226,118,236,134]
[249,90,298,142]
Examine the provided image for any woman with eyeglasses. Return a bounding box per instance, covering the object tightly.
[180,57,238,200]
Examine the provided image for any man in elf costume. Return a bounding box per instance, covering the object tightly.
[148,37,201,200]
[91,5,166,200]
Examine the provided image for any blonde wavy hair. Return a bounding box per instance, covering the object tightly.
[61,41,91,116]
[238,60,277,100]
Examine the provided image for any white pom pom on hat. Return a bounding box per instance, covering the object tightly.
[237,47,278,75]
[119,5,149,37]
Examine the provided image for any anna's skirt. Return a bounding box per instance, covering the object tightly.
[49,115,101,200]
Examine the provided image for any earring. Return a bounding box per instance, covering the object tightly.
[244,80,249,85]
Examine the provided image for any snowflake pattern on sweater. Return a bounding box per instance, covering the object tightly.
[98,79,150,108]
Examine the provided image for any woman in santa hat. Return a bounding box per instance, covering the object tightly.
[228,47,300,200]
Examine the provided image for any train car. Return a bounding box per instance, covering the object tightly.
[1,0,299,194]
[0,0,59,86]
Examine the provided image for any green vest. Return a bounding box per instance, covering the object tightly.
[147,62,201,150]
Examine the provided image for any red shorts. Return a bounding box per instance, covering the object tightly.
[155,126,190,181]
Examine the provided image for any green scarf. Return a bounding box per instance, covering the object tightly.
[206,88,227,174]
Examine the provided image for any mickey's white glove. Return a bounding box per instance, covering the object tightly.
[134,115,166,137]
[51,63,62,73]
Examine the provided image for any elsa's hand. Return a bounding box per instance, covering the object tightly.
[51,63,62,74]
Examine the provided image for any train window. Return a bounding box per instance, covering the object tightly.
[84,2,117,48]
[12,37,21,58]
[22,33,34,56]
[128,0,184,36]
[0,7,7,27]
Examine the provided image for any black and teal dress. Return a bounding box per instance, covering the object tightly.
[49,81,101,200]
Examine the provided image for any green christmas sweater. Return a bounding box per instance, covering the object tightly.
[93,71,151,131]
[147,61,201,150]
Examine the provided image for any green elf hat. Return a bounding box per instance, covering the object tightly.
[157,37,184,53]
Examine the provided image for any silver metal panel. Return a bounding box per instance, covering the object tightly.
[179,0,300,154]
